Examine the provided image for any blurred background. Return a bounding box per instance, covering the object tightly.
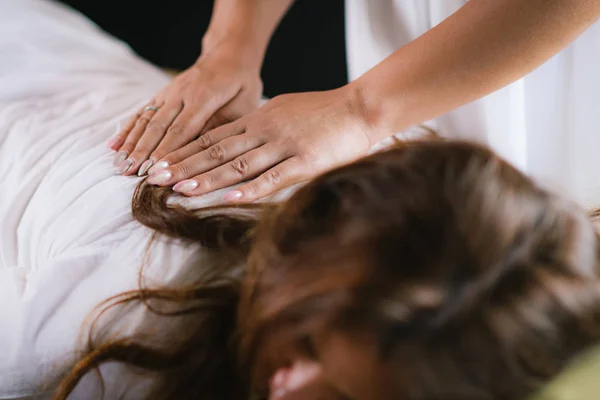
[58,0,348,98]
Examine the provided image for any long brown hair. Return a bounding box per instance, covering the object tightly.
[54,140,600,400]
[52,186,269,399]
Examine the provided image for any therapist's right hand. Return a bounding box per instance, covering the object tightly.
[108,48,263,177]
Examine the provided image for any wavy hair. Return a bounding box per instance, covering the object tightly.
[54,140,600,400]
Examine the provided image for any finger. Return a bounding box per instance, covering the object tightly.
[127,104,199,176]
[119,102,183,175]
[172,143,287,196]
[107,110,140,151]
[146,120,246,176]
[147,106,211,163]
[112,100,164,153]
[151,94,237,160]
[146,132,261,187]
[223,157,305,203]
[113,106,159,170]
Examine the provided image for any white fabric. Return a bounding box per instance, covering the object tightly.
[0,0,207,398]
[346,0,600,208]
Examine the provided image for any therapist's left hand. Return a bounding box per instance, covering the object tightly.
[145,87,372,202]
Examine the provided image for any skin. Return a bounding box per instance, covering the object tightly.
[112,0,600,200]
[268,330,395,400]
[109,0,294,176]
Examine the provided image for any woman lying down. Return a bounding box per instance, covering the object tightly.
[2,2,600,400]
[52,140,600,400]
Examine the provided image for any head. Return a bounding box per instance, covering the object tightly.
[55,140,600,400]
[239,140,600,400]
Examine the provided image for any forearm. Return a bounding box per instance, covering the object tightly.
[351,0,600,143]
[201,0,294,70]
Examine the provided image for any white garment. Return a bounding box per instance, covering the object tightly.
[346,0,600,208]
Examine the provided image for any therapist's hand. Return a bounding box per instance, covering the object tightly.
[145,87,373,202]
[108,49,263,177]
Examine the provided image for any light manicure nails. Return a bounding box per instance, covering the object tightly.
[118,158,134,174]
[148,160,169,175]
[138,159,154,176]
[113,151,128,167]
[173,180,199,193]
[147,170,173,185]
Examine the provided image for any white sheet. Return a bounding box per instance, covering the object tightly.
[0,1,204,397]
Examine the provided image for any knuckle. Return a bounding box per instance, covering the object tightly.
[298,151,317,165]
[208,144,226,162]
[265,169,282,186]
[245,182,259,196]
[195,134,212,151]
[173,162,193,177]
[262,120,277,136]
[269,95,284,105]
[230,157,249,177]
[137,116,152,125]
[197,175,214,192]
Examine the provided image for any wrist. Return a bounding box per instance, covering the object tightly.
[201,14,273,72]
[343,79,392,147]
[201,32,265,72]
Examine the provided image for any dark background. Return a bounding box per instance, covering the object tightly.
[58,0,348,98]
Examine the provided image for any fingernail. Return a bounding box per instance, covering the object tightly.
[148,160,169,175]
[147,170,173,185]
[138,159,154,176]
[105,136,122,149]
[173,179,199,193]
[113,151,128,166]
[273,389,287,399]
[118,158,134,174]
[223,190,243,202]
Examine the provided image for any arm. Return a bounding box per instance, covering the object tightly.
[201,0,295,70]
[352,0,600,144]
[149,0,600,202]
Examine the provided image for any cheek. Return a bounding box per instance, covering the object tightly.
[320,332,396,400]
